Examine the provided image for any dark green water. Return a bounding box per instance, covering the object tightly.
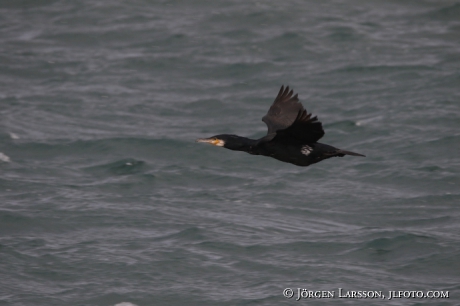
[1,1,459,305]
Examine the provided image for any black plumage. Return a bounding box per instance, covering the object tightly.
[196,86,365,167]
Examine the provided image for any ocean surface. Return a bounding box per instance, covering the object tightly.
[1,1,459,305]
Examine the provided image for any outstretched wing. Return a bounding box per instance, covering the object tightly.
[262,85,302,135]
[272,108,325,143]
[261,85,325,143]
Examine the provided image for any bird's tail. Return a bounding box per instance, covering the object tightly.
[338,149,366,157]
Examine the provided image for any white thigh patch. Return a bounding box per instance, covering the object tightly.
[301,145,312,156]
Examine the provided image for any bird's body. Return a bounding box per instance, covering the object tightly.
[197,86,364,167]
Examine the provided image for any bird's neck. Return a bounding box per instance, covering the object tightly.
[225,136,258,153]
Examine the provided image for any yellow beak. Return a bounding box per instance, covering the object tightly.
[196,138,225,147]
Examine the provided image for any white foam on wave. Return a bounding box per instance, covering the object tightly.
[9,133,20,139]
[355,115,383,126]
[0,152,10,162]
[114,303,138,306]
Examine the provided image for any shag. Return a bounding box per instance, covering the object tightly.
[196,86,365,167]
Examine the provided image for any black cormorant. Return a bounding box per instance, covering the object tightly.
[196,86,365,167]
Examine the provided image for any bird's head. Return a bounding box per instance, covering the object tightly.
[196,134,250,151]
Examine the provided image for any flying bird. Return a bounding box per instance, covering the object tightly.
[196,86,365,167]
